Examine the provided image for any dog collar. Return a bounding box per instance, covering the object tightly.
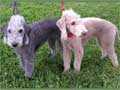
[67,33,74,38]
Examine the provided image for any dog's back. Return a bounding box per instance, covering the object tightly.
[30,19,60,37]
[81,17,117,38]
[28,18,61,50]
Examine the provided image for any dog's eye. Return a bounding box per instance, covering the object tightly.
[18,29,23,33]
[8,29,11,33]
[71,21,75,25]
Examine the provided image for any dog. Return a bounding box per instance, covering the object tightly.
[56,9,119,72]
[0,14,61,79]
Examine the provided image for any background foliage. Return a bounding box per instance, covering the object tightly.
[0,0,120,88]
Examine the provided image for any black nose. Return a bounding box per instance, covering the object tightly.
[12,43,18,47]
[82,32,87,36]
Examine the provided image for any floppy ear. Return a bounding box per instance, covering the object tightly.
[56,17,68,40]
[1,23,8,44]
[0,23,8,34]
[24,24,31,45]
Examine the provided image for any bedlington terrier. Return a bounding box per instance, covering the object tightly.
[56,9,119,72]
[1,14,61,79]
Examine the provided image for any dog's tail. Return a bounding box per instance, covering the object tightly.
[116,29,120,41]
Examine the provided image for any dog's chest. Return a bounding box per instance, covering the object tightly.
[65,37,81,50]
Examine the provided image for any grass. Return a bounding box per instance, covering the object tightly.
[0,0,120,88]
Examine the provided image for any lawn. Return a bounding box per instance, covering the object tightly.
[0,0,120,88]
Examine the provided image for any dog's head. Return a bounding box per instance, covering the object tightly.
[0,15,31,48]
[56,9,88,40]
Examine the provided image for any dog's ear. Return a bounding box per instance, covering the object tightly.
[24,24,31,45]
[0,23,8,34]
[24,24,31,35]
[1,23,8,44]
[56,17,68,40]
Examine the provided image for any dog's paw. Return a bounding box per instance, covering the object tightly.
[100,55,107,59]
[48,53,56,59]
[73,70,80,75]
[100,52,107,59]
[25,77,34,80]
[112,60,119,67]
[50,54,56,59]
[62,69,70,74]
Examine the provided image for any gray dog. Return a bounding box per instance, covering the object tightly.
[1,14,61,79]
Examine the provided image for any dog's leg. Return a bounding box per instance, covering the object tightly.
[56,38,63,56]
[20,50,35,79]
[15,49,35,79]
[107,46,118,67]
[73,38,84,72]
[62,40,71,72]
[74,48,84,72]
[15,50,25,71]
[101,49,107,59]
[96,39,107,59]
[18,55,25,71]
[23,53,35,79]
[48,37,56,58]
[97,33,118,67]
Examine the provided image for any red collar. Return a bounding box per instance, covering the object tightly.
[67,33,74,38]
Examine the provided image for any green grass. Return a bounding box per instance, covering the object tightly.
[0,0,120,88]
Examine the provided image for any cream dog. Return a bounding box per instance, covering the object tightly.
[57,9,119,72]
